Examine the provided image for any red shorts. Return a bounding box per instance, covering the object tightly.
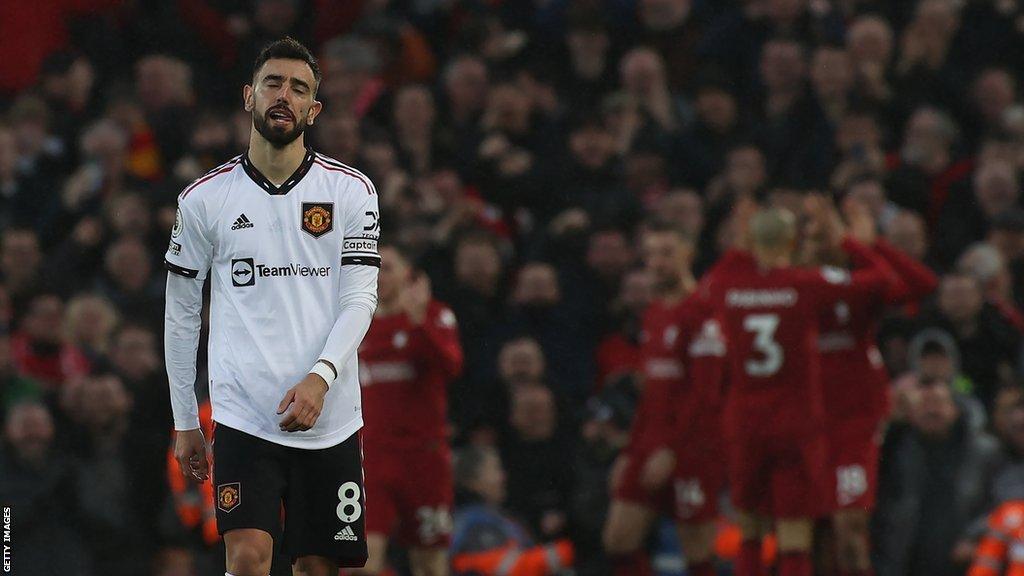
[726,431,830,519]
[362,442,453,548]
[612,448,674,513]
[826,427,880,512]
[671,441,726,523]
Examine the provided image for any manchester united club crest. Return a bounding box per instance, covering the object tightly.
[217,482,241,513]
[301,202,334,238]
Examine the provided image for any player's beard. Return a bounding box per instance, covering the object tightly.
[253,106,308,149]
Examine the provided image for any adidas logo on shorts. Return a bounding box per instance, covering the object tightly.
[231,214,254,230]
[334,526,358,541]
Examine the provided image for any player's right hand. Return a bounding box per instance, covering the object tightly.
[174,428,210,483]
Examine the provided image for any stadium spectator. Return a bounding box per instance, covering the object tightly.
[0,120,55,236]
[969,68,1017,142]
[919,272,1020,410]
[10,293,90,392]
[110,323,173,521]
[97,237,164,329]
[874,342,1006,576]
[65,371,155,576]
[442,54,489,131]
[445,230,508,438]
[843,175,901,233]
[883,209,930,264]
[846,14,895,105]
[64,293,120,363]
[892,0,965,118]
[957,242,1024,330]
[558,7,613,111]
[618,47,681,134]
[986,209,1024,308]
[989,385,1024,507]
[390,83,445,176]
[0,227,47,313]
[0,331,41,422]
[671,76,743,190]
[508,261,593,401]
[593,268,651,391]
[500,383,574,541]
[886,106,970,225]
[35,51,97,146]
[571,379,636,576]
[451,445,573,576]
[555,113,634,225]
[934,158,1020,268]
[0,401,92,575]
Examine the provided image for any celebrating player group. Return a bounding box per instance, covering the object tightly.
[603,195,936,576]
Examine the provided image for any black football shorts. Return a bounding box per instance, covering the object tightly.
[212,424,368,567]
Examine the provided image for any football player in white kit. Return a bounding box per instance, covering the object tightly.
[164,37,379,576]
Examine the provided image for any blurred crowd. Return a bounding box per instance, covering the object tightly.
[2,0,1024,575]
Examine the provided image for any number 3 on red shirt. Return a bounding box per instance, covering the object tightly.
[744,314,782,377]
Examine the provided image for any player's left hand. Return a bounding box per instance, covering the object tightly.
[277,373,329,432]
[640,447,677,491]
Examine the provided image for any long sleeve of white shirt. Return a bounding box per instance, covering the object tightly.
[164,272,205,430]
[314,263,378,379]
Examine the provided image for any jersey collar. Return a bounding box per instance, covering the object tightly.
[240,148,316,195]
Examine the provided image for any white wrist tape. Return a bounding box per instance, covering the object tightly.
[310,360,337,388]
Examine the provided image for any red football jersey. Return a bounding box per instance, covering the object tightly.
[357,300,463,449]
[702,239,905,439]
[628,296,726,454]
[819,239,938,435]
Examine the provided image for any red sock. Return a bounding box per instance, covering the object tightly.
[688,560,716,576]
[736,539,763,576]
[779,552,813,576]
[611,551,652,576]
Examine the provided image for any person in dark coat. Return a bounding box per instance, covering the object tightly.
[874,344,1006,576]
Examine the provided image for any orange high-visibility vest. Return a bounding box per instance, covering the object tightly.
[714,517,778,567]
[969,501,1024,576]
[167,401,219,545]
[452,540,573,576]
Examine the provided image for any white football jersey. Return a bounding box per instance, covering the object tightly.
[165,150,380,448]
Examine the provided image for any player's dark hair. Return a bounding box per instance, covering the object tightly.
[252,37,321,90]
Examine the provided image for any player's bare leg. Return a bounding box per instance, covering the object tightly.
[603,500,657,576]
[833,509,872,575]
[408,547,449,576]
[224,529,274,576]
[736,512,770,576]
[776,518,815,576]
[293,555,338,576]
[676,521,717,576]
[349,534,388,575]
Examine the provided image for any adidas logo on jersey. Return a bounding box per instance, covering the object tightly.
[334,526,358,541]
[231,214,254,230]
